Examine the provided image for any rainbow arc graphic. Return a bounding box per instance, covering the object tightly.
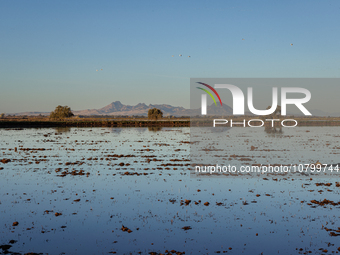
[196,82,223,115]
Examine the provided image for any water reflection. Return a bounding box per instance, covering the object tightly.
[54,127,71,133]
[2,127,340,254]
[210,126,231,133]
[110,127,123,134]
[264,126,283,137]
[148,126,163,132]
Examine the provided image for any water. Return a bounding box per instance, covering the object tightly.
[0,127,340,254]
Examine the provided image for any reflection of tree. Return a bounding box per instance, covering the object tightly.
[262,105,283,137]
[148,126,163,132]
[264,126,283,137]
[111,128,123,134]
[136,128,148,133]
[54,127,71,133]
[210,126,231,133]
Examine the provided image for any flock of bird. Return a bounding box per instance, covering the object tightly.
[172,54,190,57]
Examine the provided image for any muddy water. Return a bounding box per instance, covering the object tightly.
[0,127,340,254]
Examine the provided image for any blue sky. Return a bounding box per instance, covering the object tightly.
[1,0,340,113]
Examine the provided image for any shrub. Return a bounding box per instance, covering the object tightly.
[148,108,163,120]
[50,105,74,120]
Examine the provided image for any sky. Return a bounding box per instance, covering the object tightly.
[1,0,340,113]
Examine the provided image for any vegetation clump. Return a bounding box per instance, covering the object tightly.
[148,108,163,120]
[50,105,74,120]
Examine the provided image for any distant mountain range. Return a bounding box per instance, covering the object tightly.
[12,101,233,117]
[11,101,340,117]
[74,101,193,116]
[72,101,235,116]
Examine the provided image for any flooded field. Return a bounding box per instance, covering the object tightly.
[1,127,340,254]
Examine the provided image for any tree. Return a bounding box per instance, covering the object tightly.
[261,105,281,120]
[0,113,4,118]
[148,108,163,120]
[50,105,74,120]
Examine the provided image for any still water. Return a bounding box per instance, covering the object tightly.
[1,127,340,254]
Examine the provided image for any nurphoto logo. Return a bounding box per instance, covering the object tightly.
[196,81,312,128]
